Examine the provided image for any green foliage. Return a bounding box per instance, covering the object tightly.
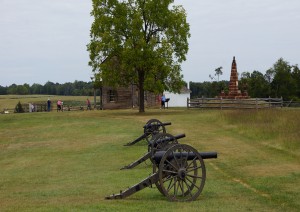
[191,58,300,100]
[14,101,24,113]
[270,58,297,100]
[88,0,190,112]
[240,70,270,97]
[2,81,94,96]
[0,85,7,95]
[190,81,228,98]
[214,66,223,82]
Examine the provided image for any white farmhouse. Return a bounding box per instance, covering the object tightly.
[164,87,191,107]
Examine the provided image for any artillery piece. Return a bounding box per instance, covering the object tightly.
[121,133,185,170]
[106,144,217,201]
[124,119,171,146]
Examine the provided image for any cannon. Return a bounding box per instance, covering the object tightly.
[121,133,185,170]
[106,144,217,201]
[124,119,171,146]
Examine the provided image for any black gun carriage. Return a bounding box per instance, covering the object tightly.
[124,119,172,146]
[106,143,217,201]
[121,133,185,170]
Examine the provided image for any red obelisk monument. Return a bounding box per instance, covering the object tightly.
[220,56,249,99]
[228,56,239,98]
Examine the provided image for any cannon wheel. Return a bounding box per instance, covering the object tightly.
[144,119,166,143]
[158,144,206,201]
[151,133,179,195]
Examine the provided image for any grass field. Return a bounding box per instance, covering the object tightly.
[0,95,94,112]
[0,96,299,211]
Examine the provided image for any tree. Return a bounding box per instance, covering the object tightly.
[88,0,190,112]
[214,66,223,82]
[249,71,269,97]
[265,68,275,84]
[30,83,44,94]
[16,85,29,95]
[189,81,228,98]
[0,86,7,95]
[270,58,296,99]
[7,84,17,94]
[44,81,56,95]
[15,101,24,113]
[291,65,300,100]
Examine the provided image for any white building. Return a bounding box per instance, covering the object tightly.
[164,87,191,107]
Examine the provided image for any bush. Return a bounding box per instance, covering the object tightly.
[15,101,24,113]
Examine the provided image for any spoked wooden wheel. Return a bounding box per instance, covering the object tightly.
[144,119,166,143]
[151,133,179,195]
[158,144,206,201]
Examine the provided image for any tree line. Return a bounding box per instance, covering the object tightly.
[1,58,299,101]
[190,58,300,101]
[0,81,95,96]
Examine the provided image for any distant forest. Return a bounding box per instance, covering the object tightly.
[1,58,299,101]
[0,81,95,96]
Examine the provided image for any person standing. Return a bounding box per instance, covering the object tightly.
[57,100,62,112]
[47,98,51,112]
[161,94,166,109]
[86,98,91,110]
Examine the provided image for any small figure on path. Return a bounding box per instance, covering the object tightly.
[57,100,62,112]
[86,98,91,110]
[47,98,51,112]
[161,94,166,109]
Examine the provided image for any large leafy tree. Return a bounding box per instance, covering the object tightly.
[291,65,300,100]
[87,0,190,112]
[270,58,296,99]
[252,71,270,97]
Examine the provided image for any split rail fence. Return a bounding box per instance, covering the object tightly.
[187,97,284,109]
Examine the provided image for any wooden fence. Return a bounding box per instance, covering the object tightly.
[187,97,283,109]
[1,100,103,114]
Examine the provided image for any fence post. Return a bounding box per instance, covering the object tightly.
[269,96,271,108]
[281,96,283,108]
[220,97,223,110]
[256,98,258,110]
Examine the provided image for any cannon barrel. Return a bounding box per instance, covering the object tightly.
[121,134,185,170]
[152,151,217,164]
[143,122,171,129]
[148,133,185,148]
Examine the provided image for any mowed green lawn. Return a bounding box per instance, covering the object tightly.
[0,106,299,211]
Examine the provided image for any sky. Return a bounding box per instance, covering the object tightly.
[0,0,300,87]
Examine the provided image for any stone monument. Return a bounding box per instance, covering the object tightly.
[220,57,249,99]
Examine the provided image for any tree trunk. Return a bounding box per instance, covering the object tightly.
[138,70,145,113]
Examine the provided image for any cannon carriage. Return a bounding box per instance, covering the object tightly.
[106,119,218,201]
[121,133,185,170]
[124,119,171,146]
[106,143,217,201]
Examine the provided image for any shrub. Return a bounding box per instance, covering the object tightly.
[15,101,24,113]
